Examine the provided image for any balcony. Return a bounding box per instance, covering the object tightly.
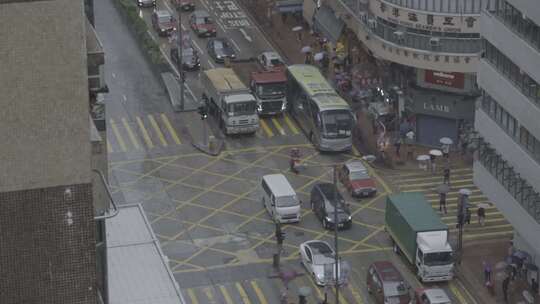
[86,19,107,93]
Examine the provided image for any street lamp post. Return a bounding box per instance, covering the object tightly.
[333,165,340,304]
[176,6,185,110]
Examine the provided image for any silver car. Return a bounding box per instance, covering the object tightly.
[299,240,349,286]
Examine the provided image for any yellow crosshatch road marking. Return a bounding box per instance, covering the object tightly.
[219,285,234,304]
[187,289,198,304]
[348,284,364,303]
[339,291,349,304]
[203,286,214,302]
[449,281,466,304]
[107,141,113,153]
[109,119,127,152]
[236,282,252,304]
[352,146,361,157]
[121,118,141,150]
[250,281,268,304]
[283,113,299,134]
[161,113,181,144]
[260,119,274,137]
[271,117,285,135]
[136,116,154,148]
[148,114,168,146]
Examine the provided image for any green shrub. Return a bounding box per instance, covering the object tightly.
[113,0,166,66]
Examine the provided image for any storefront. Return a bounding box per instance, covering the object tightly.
[407,89,476,147]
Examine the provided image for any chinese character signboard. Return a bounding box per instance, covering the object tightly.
[371,0,479,33]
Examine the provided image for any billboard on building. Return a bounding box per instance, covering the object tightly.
[424,70,465,89]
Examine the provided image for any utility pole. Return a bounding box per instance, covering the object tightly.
[333,165,340,304]
[176,6,185,110]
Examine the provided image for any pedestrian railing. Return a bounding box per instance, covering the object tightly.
[476,139,540,223]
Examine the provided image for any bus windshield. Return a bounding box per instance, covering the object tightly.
[227,101,257,116]
[321,110,353,139]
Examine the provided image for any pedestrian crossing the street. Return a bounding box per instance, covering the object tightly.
[391,167,513,241]
[107,113,184,153]
[181,276,366,304]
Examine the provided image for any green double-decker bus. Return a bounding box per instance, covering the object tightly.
[286,64,354,152]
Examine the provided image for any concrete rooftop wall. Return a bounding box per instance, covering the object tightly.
[0,0,91,192]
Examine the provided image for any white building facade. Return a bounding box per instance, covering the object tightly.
[473,0,540,267]
[321,0,495,146]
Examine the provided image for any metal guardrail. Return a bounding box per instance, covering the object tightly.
[93,169,119,220]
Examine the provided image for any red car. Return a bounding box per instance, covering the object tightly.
[339,161,377,198]
[170,0,194,11]
[367,261,412,304]
[189,10,217,37]
[414,288,451,304]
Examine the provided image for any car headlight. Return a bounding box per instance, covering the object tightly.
[347,215,352,221]
[325,216,334,222]
[216,55,223,59]
[316,273,324,282]
[231,54,236,58]
[281,102,287,111]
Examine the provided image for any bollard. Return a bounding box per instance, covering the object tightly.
[273,253,280,269]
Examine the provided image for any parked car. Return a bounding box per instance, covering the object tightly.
[367,261,412,304]
[258,51,285,71]
[310,183,352,230]
[414,288,451,304]
[170,40,200,71]
[299,240,348,286]
[207,38,236,63]
[151,10,176,37]
[136,0,155,8]
[338,160,377,198]
[189,10,217,37]
[170,0,195,11]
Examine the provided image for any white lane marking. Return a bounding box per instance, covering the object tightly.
[200,0,209,10]
[216,18,226,32]
[192,40,203,53]
[207,60,215,69]
[239,28,252,42]
[122,94,127,102]
[147,30,157,42]
[230,38,241,51]
[139,8,143,18]
[112,73,116,79]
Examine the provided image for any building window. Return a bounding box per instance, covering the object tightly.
[483,40,540,107]
[493,0,540,52]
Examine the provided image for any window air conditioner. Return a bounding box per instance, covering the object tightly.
[393,31,404,43]
[429,37,440,47]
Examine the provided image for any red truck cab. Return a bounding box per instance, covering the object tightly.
[250,70,287,115]
[339,161,377,198]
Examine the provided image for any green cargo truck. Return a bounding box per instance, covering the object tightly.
[385,192,454,282]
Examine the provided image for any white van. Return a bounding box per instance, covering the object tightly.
[261,174,301,223]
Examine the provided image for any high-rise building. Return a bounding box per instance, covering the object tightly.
[0,0,109,303]
[474,0,540,266]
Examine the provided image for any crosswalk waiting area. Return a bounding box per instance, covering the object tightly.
[182,277,366,304]
[393,167,512,241]
[107,113,302,153]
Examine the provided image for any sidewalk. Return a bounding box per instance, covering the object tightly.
[459,240,538,304]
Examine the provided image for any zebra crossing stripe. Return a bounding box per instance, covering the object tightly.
[235,282,252,304]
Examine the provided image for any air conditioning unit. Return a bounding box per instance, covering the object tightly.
[429,37,440,47]
[393,31,405,43]
[367,19,377,29]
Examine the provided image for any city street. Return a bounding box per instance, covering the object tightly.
[97,0,487,302]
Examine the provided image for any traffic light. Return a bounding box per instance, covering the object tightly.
[197,105,208,120]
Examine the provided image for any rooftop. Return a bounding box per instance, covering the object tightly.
[107,204,186,304]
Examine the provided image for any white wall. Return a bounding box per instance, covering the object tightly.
[481,11,540,84]
[475,109,540,193]
[473,161,540,262]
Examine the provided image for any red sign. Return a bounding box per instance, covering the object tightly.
[424,70,464,89]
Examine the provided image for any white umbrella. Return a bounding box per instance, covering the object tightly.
[314,52,325,61]
[301,46,312,53]
[440,137,454,145]
[417,155,430,161]
[292,26,303,32]
[459,188,472,196]
[429,149,443,157]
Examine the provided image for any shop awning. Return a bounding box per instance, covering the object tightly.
[275,0,303,13]
[313,5,344,44]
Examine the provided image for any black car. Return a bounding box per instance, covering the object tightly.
[206,38,236,63]
[310,183,352,230]
[170,42,200,71]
